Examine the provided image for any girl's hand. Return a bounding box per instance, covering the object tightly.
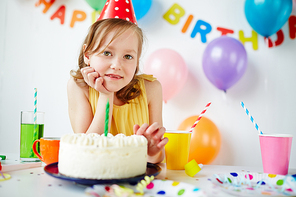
[134,123,168,157]
[81,67,110,94]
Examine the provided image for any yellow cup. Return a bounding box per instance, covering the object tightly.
[164,130,191,170]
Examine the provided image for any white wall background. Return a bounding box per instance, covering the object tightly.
[0,0,295,169]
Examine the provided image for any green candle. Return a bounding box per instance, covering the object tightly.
[104,99,110,137]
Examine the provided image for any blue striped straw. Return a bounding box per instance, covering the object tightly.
[34,88,37,125]
[241,102,263,135]
[31,88,38,157]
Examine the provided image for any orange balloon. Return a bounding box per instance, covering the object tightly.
[178,116,221,164]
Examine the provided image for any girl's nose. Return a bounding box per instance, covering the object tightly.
[110,57,122,70]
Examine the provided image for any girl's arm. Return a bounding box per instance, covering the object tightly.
[67,77,113,134]
[135,79,168,164]
[146,80,163,129]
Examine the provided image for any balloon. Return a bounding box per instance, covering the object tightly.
[85,0,107,11]
[144,48,188,103]
[133,0,152,20]
[245,0,292,37]
[202,36,247,92]
[178,116,221,164]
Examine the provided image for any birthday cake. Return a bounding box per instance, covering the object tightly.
[58,133,148,179]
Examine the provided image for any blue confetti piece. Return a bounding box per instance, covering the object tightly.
[157,190,166,195]
[193,188,200,192]
[230,172,238,177]
[257,181,266,185]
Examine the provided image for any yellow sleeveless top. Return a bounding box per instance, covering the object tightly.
[89,74,156,136]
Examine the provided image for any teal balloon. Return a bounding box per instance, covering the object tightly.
[245,0,292,37]
[85,0,107,11]
[133,0,152,20]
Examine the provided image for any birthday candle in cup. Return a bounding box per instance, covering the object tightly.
[241,102,263,135]
[189,102,211,132]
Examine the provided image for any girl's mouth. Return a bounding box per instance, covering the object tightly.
[105,74,123,79]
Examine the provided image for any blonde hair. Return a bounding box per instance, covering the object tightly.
[71,18,144,103]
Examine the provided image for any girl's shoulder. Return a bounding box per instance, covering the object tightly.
[142,76,162,104]
[67,77,89,99]
[136,74,156,82]
[137,74,161,91]
[136,74,161,95]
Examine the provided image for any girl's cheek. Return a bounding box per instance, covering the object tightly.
[90,64,100,72]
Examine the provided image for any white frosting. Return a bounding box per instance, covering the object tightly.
[58,133,148,179]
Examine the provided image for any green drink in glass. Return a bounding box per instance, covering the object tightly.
[20,111,45,161]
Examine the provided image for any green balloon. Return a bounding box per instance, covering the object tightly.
[85,0,107,11]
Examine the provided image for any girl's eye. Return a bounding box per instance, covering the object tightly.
[103,51,111,56]
[124,55,133,60]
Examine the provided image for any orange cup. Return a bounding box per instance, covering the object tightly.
[32,137,60,165]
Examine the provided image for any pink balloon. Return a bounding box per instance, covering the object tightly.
[144,48,188,103]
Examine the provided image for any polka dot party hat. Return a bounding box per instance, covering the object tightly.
[97,0,137,25]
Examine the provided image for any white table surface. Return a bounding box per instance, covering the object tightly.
[1,154,296,197]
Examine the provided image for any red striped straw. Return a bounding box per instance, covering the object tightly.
[189,102,212,132]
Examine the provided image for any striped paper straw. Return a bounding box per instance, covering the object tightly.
[241,102,263,135]
[31,88,38,157]
[189,102,212,132]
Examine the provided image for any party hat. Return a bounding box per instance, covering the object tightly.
[97,0,137,25]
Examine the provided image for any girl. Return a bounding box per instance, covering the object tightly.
[67,18,168,164]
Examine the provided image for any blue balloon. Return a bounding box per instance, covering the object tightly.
[245,0,292,37]
[133,0,152,20]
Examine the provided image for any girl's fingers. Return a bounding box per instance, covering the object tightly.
[146,122,161,135]
[88,72,99,84]
[157,137,168,149]
[81,68,95,79]
[153,126,166,140]
[145,123,166,143]
[81,67,95,76]
[81,67,111,94]
[133,124,140,135]
[81,68,92,83]
[136,123,149,136]
[81,67,100,88]
[95,77,109,92]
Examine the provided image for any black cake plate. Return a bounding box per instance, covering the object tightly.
[44,162,161,186]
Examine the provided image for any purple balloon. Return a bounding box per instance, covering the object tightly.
[202,36,248,92]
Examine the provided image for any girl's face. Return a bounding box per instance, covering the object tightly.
[85,28,139,92]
